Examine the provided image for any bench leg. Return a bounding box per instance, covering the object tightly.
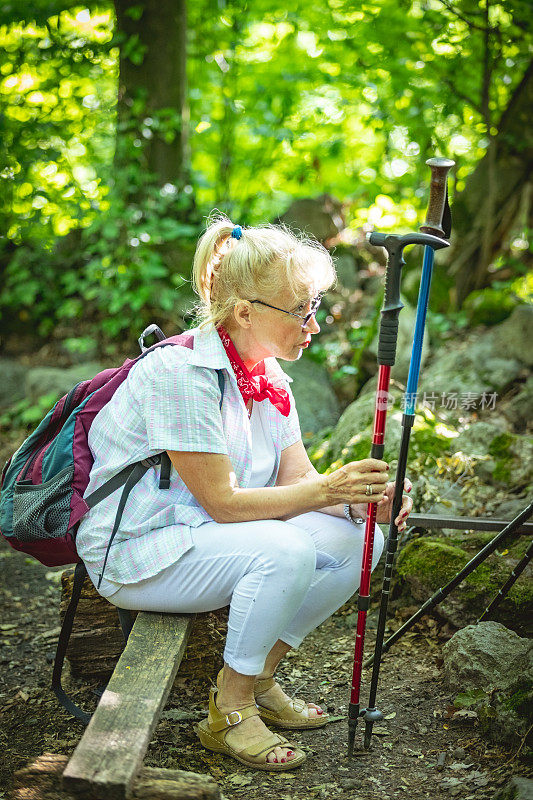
[116,607,135,642]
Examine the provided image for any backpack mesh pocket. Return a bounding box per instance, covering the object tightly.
[13,465,74,542]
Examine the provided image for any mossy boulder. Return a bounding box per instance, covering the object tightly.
[442,622,533,752]
[396,533,533,628]
[309,388,405,471]
[451,423,533,491]
[417,311,530,417]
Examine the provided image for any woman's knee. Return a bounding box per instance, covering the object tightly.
[257,521,316,579]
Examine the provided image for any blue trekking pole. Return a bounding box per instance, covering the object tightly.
[360,157,455,750]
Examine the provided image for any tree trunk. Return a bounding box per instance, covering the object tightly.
[449,60,533,306]
[113,0,189,189]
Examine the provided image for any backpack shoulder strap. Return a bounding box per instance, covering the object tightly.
[51,561,92,724]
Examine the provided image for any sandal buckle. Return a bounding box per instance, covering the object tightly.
[225,711,242,726]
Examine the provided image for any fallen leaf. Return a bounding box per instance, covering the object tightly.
[227,775,253,786]
[441,777,462,788]
[452,709,478,722]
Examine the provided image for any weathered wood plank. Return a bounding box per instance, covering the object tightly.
[63,612,194,800]
[132,767,220,799]
[10,753,220,800]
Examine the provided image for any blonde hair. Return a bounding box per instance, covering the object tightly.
[191,212,336,329]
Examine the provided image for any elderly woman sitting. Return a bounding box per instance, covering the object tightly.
[76,216,412,771]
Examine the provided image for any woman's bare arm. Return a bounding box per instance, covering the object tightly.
[166,448,388,524]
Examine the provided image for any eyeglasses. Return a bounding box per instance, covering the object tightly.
[249,296,322,328]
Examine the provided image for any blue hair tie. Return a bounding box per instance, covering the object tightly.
[231,225,242,240]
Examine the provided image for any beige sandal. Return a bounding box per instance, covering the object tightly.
[197,688,306,771]
[216,669,329,730]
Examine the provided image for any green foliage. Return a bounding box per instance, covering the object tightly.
[463,287,522,327]
[503,681,533,716]
[0,393,61,429]
[0,0,531,340]
[454,689,488,709]
[487,432,514,483]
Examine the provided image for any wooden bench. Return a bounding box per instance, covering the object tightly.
[21,610,220,800]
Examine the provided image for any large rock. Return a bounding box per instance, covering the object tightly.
[493,776,533,800]
[442,622,531,693]
[452,423,533,489]
[442,622,533,750]
[490,305,533,367]
[0,358,27,409]
[419,336,522,408]
[282,355,340,440]
[328,391,377,456]
[332,245,361,291]
[322,388,403,466]
[24,362,104,405]
[410,473,465,521]
[417,309,532,417]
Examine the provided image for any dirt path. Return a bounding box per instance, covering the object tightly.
[1,540,531,799]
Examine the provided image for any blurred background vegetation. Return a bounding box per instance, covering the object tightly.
[0,0,531,351]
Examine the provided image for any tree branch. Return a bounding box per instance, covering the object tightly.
[435,72,484,117]
[436,0,492,33]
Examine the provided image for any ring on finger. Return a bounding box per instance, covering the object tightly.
[365,484,373,496]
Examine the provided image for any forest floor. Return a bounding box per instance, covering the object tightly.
[1,538,531,800]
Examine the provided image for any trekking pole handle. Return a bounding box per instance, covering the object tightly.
[368,231,449,366]
[420,157,455,237]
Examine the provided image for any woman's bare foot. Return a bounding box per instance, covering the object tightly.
[215,692,297,764]
[216,664,298,764]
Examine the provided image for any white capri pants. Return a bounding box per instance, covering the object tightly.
[109,511,384,675]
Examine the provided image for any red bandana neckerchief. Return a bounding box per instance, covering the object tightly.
[217,326,291,417]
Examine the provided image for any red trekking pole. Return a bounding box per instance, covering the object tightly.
[347,229,448,757]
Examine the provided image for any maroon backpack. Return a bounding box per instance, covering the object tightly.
[0,325,224,722]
